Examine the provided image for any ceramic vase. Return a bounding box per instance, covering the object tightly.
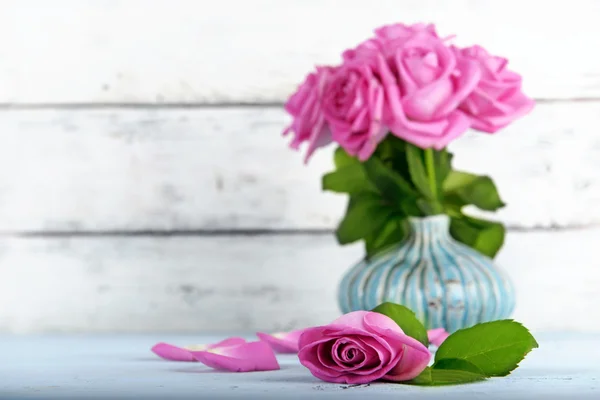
[338,215,515,332]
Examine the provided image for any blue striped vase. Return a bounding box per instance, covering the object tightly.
[338,215,515,332]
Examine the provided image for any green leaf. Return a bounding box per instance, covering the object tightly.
[363,157,418,208]
[364,217,407,258]
[335,194,394,244]
[450,215,505,258]
[433,358,486,375]
[333,147,358,169]
[435,320,539,377]
[377,137,414,184]
[444,171,505,211]
[443,170,478,193]
[371,302,429,346]
[405,143,433,200]
[322,164,377,195]
[406,365,486,386]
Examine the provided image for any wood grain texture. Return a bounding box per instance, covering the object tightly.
[1,333,599,399]
[1,0,599,104]
[1,229,599,334]
[1,103,599,232]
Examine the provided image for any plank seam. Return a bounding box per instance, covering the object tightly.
[2,224,598,238]
[0,98,596,110]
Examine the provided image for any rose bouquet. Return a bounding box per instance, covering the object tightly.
[283,23,534,259]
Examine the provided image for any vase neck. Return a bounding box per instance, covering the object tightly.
[407,215,451,240]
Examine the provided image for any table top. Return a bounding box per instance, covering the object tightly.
[1,333,598,399]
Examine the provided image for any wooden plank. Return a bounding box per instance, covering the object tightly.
[1,334,599,399]
[0,0,599,104]
[1,103,599,232]
[0,102,600,232]
[1,229,599,333]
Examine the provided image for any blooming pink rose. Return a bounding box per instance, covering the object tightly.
[283,66,335,163]
[375,23,441,44]
[343,23,440,63]
[382,31,480,149]
[454,45,534,132]
[298,311,431,384]
[321,60,399,160]
[341,25,480,151]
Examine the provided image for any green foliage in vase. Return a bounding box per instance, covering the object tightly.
[322,136,506,259]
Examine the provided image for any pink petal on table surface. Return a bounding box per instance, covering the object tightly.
[151,342,197,362]
[427,328,450,347]
[151,337,246,361]
[256,329,305,353]
[193,341,280,372]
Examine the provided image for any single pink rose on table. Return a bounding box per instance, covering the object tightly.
[298,311,431,384]
[453,45,535,132]
[283,66,336,163]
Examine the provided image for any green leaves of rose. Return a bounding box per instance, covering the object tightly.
[322,138,506,259]
[373,303,538,386]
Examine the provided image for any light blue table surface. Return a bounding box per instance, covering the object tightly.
[0,333,598,399]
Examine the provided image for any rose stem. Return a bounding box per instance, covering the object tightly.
[425,148,442,214]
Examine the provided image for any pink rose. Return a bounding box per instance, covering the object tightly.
[375,23,441,44]
[454,45,535,132]
[298,311,431,384]
[283,66,335,162]
[341,25,481,150]
[383,31,481,149]
[343,23,440,63]
[321,61,393,160]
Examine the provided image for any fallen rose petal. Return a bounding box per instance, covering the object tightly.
[151,342,197,362]
[192,341,280,372]
[427,328,450,347]
[151,337,246,362]
[256,329,305,353]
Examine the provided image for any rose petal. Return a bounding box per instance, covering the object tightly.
[363,310,405,336]
[331,337,367,368]
[301,340,384,385]
[384,341,431,382]
[256,329,305,353]
[151,337,246,362]
[427,328,450,347]
[330,310,371,330]
[469,91,535,132]
[434,58,482,117]
[390,110,469,149]
[298,325,398,382]
[192,341,280,372]
[151,342,197,362]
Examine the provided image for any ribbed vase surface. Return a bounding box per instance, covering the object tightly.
[338,215,515,332]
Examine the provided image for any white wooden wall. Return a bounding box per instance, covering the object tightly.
[1,0,599,333]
